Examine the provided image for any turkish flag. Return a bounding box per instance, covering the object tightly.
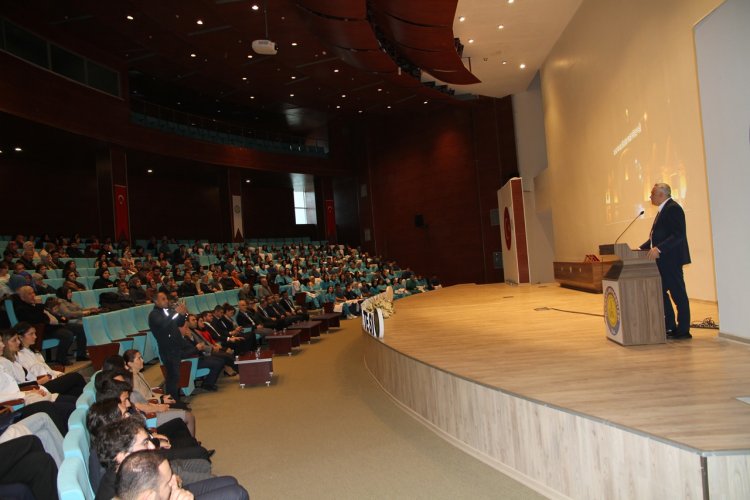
[114,184,130,242]
[325,199,336,239]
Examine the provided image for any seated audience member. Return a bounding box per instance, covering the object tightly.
[0,436,59,500]
[128,277,150,305]
[115,451,193,500]
[255,298,285,330]
[61,260,80,279]
[12,322,86,397]
[183,316,237,376]
[255,277,273,300]
[12,285,87,364]
[175,323,225,392]
[93,268,115,289]
[203,310,253,354]
[235,299,259,330]
[0,412,64,467]
[31,273,56,295]
[159,277,180,301]
[122,349,196,433]
[0,263,11,302]
[53,287,98,321]
[178,273,199,297]
[198,274,218,294]
[0,331,74,434]
[218,271,236,291]
[237,283,254,302]
[279,291,309,321]
[63,270,87,292]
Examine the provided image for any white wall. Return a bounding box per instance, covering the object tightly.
[540,0,721,301]
[695,0,750,340]
[512,74,555,283]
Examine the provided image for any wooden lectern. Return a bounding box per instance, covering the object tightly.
[599,243,665,345]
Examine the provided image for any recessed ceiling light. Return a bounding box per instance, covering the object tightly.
[423,101,428,104]
[250,96,255,99]
[341,94,346,98]
[459,16,466,22]
[147,169,153,173]
[519,63,526,69]
[14,147,22,152]
[386,105,392,109]
[502,60,507,65]
[498,24,505,29]
[242,77,247,81]
[196,19,204,25]
[245,179,251,183]
[126,15,134,21]
[190,53,196,58]
[291,76,296,80]
[251,4,259,10]
[291,42,298,46]
[508,0,515,4]
[289,93,294,97]
[377,88,382,92]
[333,69,339,73]
[336,105,341,109]
[468,39,475,44]
[247,54,253,59]
[358,110,363,114]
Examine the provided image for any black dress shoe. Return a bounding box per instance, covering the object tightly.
[668,332,692,340]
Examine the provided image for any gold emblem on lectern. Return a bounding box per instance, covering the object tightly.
[604,286,620,336]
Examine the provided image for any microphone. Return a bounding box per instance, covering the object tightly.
[614,210,645,244]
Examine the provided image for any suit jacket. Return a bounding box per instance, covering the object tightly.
[147,307,187,356]
[640,198,691,267]
[236,310,257,329]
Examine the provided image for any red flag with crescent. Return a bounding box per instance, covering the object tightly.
[114,184,130,242]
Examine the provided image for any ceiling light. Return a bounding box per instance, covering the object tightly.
[498,24,505,29]
[358,110,363,114]
[190,53,196,58]
[508,0,515,3]
[468,39,475,44]
[377,88,382,92]
[247,54,253,59]
[245,179,251,183]
[242,77,247,80]
[341,94,346,98]
[196,19,204,25]
[333,69,339,73]
[459,16,466,22]
[250,96,255,99]
[336,105,341,109]
[502,60,507,65]
[251,4,259,10]
[423,101,428,104]
[386,105,392,109]
[519,63,526,69]
[289,93,294,97]
[147,169,153,173]
[291,76,296,80]
[291,42,298,46]
[14,147,22,152]
[126,15,134,21]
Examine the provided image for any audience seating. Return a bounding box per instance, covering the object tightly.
[58,456,95,500]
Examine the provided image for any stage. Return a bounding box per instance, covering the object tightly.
[363,284,750,499]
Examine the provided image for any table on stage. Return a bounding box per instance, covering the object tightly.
[290,320,322,343]
[310,313,340,332]
[266,329,301,356]
[236,350,274,388]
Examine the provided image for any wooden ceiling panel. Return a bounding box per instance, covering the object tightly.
[328,47,397,74]
[306,17,380,51]
[370,0,458,27]
[397,46,480,84]
[296,0,367,20]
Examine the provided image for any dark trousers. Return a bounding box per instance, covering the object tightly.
[162,352,182,401]
[0,435,59,500]
[43,371,86,398]
[46,323,87,362]
[197,356,224,387]
[657,260,691,334]
[186,476,250,500]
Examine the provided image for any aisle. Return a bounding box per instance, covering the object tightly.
[165,320,543,499]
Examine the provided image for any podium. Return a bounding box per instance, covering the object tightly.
[599,243,666,345]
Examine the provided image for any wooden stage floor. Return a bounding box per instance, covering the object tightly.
[383,283,749,453]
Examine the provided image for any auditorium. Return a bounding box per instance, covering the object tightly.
[0,0,748,498]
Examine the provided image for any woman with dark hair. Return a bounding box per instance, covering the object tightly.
[0,330,74,434]
[12,322,86,397]
[53,287,98,321]
[92,268,115,289]
[122,349,195,435]
[61,260,79,279]
[62,270,86,292]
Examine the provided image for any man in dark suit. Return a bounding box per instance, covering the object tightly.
[640,183,691,340]
[148,291,188,400]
